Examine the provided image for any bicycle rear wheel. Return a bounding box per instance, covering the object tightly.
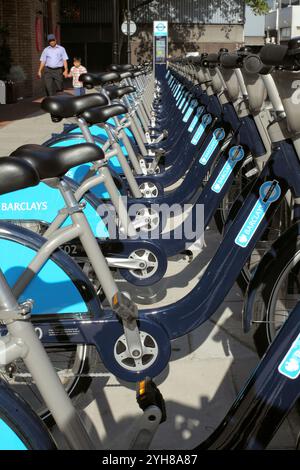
[252,234,300,357]
[0,344,98,425]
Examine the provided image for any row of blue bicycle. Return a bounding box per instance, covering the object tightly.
[0,39,300,449]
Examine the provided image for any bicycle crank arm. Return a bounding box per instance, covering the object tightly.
[112,292,143,360]
[128,406,162,450]
[132,216,155,230]
[128,378,166,450]
[106,257,147,270]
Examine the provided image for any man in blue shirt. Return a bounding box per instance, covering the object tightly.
[38,34,69,96]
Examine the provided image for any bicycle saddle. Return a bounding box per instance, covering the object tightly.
[41,93,108,122]
[104,85,136,100]
[79,103,128,125]
[119,72,133,80]
[0,157,39,195]
[132,71,143,77]
[110,64,134,73]
[79,72,120,88]
[11,144,104,179]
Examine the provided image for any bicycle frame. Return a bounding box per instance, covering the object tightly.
[142,139,300,339]
[0,138,296,380]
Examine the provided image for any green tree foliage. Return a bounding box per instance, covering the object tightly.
[130,0,270,16]
[245,0,269,15]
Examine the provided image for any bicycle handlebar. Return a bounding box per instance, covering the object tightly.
[220,53,241,69]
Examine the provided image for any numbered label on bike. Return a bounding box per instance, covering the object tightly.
[188,106,204,133]
[191,114,212,146]
[182,101,190,115]
[235,181,281,248]
[183,100,198,123]
[199,128,225,165]
[211,146,245,193]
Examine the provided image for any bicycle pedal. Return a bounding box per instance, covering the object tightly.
[136,377,167,424]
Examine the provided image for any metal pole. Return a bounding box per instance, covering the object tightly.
[127,0,132,64]
[112,0,119,64]
[277,0,282,45]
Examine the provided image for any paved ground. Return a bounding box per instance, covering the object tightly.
[0,104,299,450]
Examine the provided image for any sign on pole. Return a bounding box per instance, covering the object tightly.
[0,81,6,105]
[121,20,137,36]
[153,21,168,67]
[154,21,168,37]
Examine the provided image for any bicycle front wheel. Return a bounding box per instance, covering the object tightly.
[0,379,55,450]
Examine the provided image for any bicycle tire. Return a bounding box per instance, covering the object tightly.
[0,379,55,450]
[251,234,300,357]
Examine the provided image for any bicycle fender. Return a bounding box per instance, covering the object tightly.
[0,179,110,239]
[0,222,102,318]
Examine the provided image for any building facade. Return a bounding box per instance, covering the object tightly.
[0,0,60,99]
[244,5,265,46]
[131,0,245,59]
[265,0,300,43]
[60,0,246,69]
[0,0,261,99]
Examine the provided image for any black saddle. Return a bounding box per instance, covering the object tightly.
[104,85,136,101]
[80,104,128,125]
[41,93,108,122]
[79,72,120,89]
[119,72,133,80]
[133,71,144,77]
[0,157,40,195]
[11,144,104,180]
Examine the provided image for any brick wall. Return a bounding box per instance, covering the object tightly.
[0,0,60,99]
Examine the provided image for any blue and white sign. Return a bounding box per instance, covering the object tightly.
[182,98,191,114]
[212,146,245,193]
[278,332,300,380]
[178,93,188,109]
[191,114,212,146]
[176,88,184,103]
[183,100,197,122]
[154,21,168,37]
[188,106,205,132]
[235,180,281,248]
[199,128,226,165]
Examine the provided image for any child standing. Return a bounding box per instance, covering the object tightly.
[69,57,87,96]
